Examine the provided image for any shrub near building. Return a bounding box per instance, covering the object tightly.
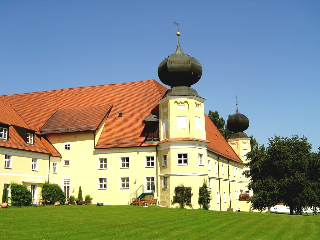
[10,183,32,206]
[41,182,66,205]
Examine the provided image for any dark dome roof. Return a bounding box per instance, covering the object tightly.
[227,110,249,133]
[158,33,202,88]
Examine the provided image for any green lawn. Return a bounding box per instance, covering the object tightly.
[0,205,319,239]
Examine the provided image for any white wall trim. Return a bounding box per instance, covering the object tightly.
[0,147,50,160]
[0,172,47,178]
[94,146,156,154]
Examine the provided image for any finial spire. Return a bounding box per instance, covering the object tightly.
[173,22,183,53]
[236,95,239,112]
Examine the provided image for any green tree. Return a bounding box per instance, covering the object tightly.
[198,181,211,210]
[172,185,192,209]
[246,135,320,214]
[208,110,231,139]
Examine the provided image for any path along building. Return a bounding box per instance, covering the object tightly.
[0,31,252,211]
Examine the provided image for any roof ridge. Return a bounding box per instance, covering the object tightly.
[151,79,168,99]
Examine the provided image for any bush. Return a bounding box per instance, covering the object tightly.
[41,182,66,205]
[69,195,75,203]
[2,185,8,203]
[239,192,250,201]
[85,194,93,202]
[77,186,83,204]
[198,181,211,210]
[172,185,192,209]
[10,183,32,206]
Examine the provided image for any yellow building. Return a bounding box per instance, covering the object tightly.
[0,31,252,211]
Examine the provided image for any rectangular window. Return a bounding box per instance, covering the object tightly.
[243,149,248,158]
[64,143,71,150]
[230,192,232,202]
[146,176,155,191]
[98,158,107,170]
[52,162,57,174]
[162,176,167,188]
[162,155,167,167]
[120,177,129,189]
[0,127,8,140]
[235,167,238,177]
[177,153,188,165]
[120,157,129,168]
[163,118,168,132]
[239,169,242,178]
[31,158,38,171]
[3,183,10,198]
[224,191,226,203]
[222,163,224,175]
[198,153,204,166]
[63,179,71,198]
[177,116,187,129]
[217,191,220,204]
[195,116,201,130]
[98,178,107,189]
[145,156,155,168]
[208,160,211,171]
[215,161,218,174]
[4,155,12,169]
[27,133,34,144]
[209,180,212,189]
[63,159,70,167]
[233,167,235,177]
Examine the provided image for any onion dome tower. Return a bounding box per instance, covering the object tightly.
[158,28,203,98]
[227,100,249,138]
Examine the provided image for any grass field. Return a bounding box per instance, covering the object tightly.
[0,205,319,240]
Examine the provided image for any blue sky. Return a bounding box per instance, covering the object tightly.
[1,1,319,151]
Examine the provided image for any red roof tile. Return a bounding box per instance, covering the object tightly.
[205,115,242,163]
[0,101,29,128]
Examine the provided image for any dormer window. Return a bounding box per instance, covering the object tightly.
[26,133,34,144]
[0,127,8,140]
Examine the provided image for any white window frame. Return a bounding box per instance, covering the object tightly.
[0,127,8,140]
[163,118,168,132]
[176,116,187,129]
[145,176,155,192]
[4,155,12,169]
[222,163,224,175]
[162,155,167,167]
[98,158,107,170]
[162,176,167,188]
[63,179,71,199]
[98,178,107,190]
[233,167,235,177]
[217,191,220,204]
[52,162,58,174]
[120,177,130,189]
[195,116,201,130]
[215,161,218,174]
[224,191,226,203]
[177,153,188,166]
[145,156,155,168]
[198,153,204,166]
[120,157,129,169]
[63,159,70,167]
[31,158,38,171]
[64,143,71,150]
[208,159,211,171]
[27,133,34,144]
[239,169,242,178]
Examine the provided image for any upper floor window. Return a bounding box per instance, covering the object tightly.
[222,163,225,175]
[31,158,38,171]
[215,161,218,174]
[162,155,167,167]
[98,178,107,190]
[163,118,168,132]
[195,117,201,130]
[98,158,107,170]
[63,159,70,167]
[120,157,129,169]
[177,116,187,129]
[120,177,129,189]
[64,143,71,150]
[52,162,57,174]
[27,133,34,144]
[208,160,211,171]
[145,156,155,168]
[0,127,8,140]
[4,155,12,169]
[198,153,204,166]
[177,153,188,165]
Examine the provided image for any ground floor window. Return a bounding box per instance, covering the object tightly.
[120,177,129,189]
[162,176,167,188]
[30,184,37,204]
[3,183,10,198]
[98,178,107,189]
[53,162,57,174]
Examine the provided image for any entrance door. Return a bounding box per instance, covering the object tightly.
[145,177,155,193]
[30,184,37,204]
[63,179,71,199]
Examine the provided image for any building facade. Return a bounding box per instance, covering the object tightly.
[0,31,252,211]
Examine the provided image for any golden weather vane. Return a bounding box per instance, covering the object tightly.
[173,21,180,36]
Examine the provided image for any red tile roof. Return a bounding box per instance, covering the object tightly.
[0,79,241,163]
[0,101,29,128]
[205,115,242,163]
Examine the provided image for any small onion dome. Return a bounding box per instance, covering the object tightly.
[158,31,202,88]
[227,110,249,134]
